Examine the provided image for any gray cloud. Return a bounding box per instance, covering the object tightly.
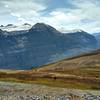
[0,0,100,33]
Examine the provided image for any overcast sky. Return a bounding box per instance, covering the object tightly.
[0,0,100,33]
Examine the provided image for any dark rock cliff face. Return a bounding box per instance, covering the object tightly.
[0,23,97,69]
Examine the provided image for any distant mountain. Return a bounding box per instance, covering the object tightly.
[23,23,31,26]
[0,23,32,32]
[6,24,14,27]
[0,23,97,69]
[0,25,4,27]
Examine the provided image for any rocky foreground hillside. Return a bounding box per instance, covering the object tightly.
[0,49,100,90]
[0,49,100,100]
[0,81,100,100]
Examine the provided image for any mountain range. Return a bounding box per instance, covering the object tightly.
[0,23,98,69]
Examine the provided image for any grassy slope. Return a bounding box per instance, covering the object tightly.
[0,49,100,90]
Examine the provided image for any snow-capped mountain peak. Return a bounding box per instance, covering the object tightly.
[0,23,32,32]
[62,29,84,34]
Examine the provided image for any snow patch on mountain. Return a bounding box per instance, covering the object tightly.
[0,23,32,32]
[62,29,84,34]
